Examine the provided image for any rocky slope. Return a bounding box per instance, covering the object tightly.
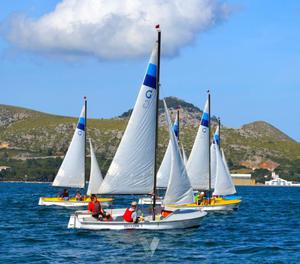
[1,97,300,181]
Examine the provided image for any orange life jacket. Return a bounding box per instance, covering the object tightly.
[123,208,134,222]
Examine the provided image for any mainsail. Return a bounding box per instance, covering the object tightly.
[221,148,231,178]
[52,102,86,188]
[163,101,194,205]
[99,46,158,194]
[186,99,210,190]
[87,139,103,195]
[157,112,179,188]
[213,146,236,195]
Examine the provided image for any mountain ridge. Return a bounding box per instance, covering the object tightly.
[1,97,300,182]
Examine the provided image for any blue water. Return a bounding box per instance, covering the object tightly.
[0,183,300,263]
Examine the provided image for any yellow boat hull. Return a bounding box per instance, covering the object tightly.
[166,197,241,212]
[38,197,113,207]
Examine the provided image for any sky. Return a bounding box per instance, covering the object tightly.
[0,0,300,141]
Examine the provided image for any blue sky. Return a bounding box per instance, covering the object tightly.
[0,0,300,141]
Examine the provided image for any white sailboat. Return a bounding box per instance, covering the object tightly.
[68,28,207,230]
[39,100,112,207]
[169,93,241,211]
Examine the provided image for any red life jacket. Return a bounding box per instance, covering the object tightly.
[123,208,134,222]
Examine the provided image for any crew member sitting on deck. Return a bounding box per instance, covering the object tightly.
[60,188,69,200]
[75,190,82,201]
[88,195,111,221]
[196,191,205,205]
[123,201,139,223]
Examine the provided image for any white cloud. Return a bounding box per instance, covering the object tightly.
[3,0,231,60]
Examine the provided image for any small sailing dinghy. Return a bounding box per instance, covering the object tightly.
[171,92,241,211]
[68,27,206,230]
[39,99,112,207]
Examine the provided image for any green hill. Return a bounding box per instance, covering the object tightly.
[1,97,300,182]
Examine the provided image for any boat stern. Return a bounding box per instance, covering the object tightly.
[68,214,81,229]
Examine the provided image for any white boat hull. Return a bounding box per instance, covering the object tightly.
[38,198,88,207]
[138,197,163,205]
[68,208,207,230]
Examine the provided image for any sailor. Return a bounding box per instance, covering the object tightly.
[88,195,111,221]
[196,191,205,205]
[123,201,139,223]
[75,190,82,201]
[60,188,69,200]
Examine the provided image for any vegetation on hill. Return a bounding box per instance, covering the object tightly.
[1,97,300,183]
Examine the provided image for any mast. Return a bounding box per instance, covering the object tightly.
[84,96,87,190]
[152,26,161,220]
[207,90,211,198]
[218,117,221,149]
[177,110,180,141]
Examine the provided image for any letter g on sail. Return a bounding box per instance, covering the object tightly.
[146,90,152,99]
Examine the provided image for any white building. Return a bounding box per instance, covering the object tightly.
[265,172,292,186]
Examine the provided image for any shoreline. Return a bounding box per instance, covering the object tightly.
[1,181,300,187]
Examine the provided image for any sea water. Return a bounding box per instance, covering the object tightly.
[0,183,299,263]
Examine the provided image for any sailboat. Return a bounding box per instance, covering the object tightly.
[38,99,112,207]
[68,28,206,230]
[169,92,241,211]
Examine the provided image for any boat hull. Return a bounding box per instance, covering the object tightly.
[166,198,241,212]
[68,208,207,230]
[38,197,112,207]
[138,197,163,205]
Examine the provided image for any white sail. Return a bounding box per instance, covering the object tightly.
[99,46,158,194]
[157,141,172,188]
[53,103,86,188]
[87,139,103,195]
[157,113,179,188]
[222,148,231,177]
[186,99,210,190]
[213,146,236,195]
[182,145,188,166]
[163,101,194,205]
[210,126,220,187]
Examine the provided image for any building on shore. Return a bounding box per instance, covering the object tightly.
[231,174,256,185]
[265,172,292,186]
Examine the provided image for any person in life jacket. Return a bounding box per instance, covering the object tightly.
[59,188,69,200]
[123,201,139,223]
[88,194,111,221]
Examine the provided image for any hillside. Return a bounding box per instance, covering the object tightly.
[1,97,300,182]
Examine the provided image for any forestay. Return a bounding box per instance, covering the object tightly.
[163,101,194,205]
[213,146,236,195]
[99,46,158,194]
[157,113,179,188]
[53,104,86,188]
[87,139,103,195]
[186,99,210,190]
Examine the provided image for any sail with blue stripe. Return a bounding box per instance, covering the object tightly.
[53,100,86,188]
[99,45,158,194]
[186,98,210,190]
